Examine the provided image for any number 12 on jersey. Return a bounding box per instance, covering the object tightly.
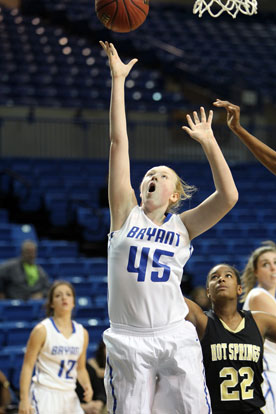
[58,359,76,379]
[127,246,174,282]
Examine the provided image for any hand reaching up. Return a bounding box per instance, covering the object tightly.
[99,41,138,79]
[182,107,214,145]
[213,99,241,131]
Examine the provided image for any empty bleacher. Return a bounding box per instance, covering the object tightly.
[1,1,276,109]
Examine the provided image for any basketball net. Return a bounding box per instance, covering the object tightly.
[193,0,258,18]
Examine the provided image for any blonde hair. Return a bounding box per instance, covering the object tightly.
[165,167,196,213]
[240,240,276,303]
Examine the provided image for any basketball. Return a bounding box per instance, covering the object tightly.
[95,0,149,33]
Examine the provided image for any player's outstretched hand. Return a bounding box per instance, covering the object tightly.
[182,107,214,144]
[18,400,35,414]
[213,99,241,131]
[99,41,138,79]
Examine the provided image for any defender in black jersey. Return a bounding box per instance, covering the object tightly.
[186,263,276,414]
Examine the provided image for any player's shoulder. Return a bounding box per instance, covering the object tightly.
[33,320,47,333]
[250,289,275,307]
[248,287,269,299]
[0,257,20,269]
[29,321,47,344]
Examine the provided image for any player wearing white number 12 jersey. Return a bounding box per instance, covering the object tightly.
[100,40,238,414]
[18,281,93,414]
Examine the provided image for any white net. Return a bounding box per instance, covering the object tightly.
[193,0,258,18]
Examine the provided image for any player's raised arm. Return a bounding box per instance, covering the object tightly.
[99,41,138,231]
[180,107,238,240]
[214,99,276,175]
[185,298,208,340]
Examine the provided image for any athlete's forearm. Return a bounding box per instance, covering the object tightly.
[231,125,276,175]
[77,367,93,401]
[110,76,128,145]
[201,137,238,207]
[19,363,33,402]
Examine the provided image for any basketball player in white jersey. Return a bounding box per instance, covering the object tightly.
[242,241,276,414]
[99,41,238,414]
[18,281,93,414]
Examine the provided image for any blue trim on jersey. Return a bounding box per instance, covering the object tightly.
[50,317,60,333]
[107,356,117,414]
[263,357,275,409]
[72,321,76,333]
[201,359,212,414]
[163,213,172,223]
[32,388,39,413]
[50,317,76,334]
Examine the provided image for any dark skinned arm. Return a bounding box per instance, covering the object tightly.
[185,298,208,341]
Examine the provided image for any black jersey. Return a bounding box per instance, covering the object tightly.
[201,310,265,414]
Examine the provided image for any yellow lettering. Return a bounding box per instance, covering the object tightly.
[216,344,223,360]
[211,344,217,361]
[233,343,239,360]
[228,343,234,360]
[246,344,253,361]
[239,343,244,360]
[221,343,227,360]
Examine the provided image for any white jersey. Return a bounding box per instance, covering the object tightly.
[107,206,192,329]
[32,318,84,391]
[243,287,276,372]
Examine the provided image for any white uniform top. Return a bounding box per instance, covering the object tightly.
[243,287,276,372]
[107,206,192,329]
[32,318,84,391]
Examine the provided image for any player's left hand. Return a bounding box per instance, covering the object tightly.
[182,107,214,144]
[83,384,93,402]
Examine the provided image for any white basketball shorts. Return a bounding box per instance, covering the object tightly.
[30,383,84,414]
[103,319,211,414]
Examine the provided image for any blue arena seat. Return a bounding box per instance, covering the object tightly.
[53,259,88,277]
[0,352,13,378]
[0,242,18,259]
[0,209,9,223]
[3,321,33,346]
[76,318,109,345]
[86,258,108,277]
[0,300,39,322]
[11,224,38,244]
[38,240,79,258]
[5,345,26,390]
[89,277,107,296]
[0,224,13,241]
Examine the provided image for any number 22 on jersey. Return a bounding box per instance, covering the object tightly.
[220,366,254,401]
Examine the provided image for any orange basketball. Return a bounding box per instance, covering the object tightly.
[95,0,149,33]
